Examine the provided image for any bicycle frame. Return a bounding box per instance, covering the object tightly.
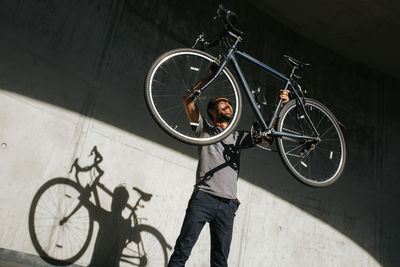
[143,5,345,186]
[198,35,320,142]
[64,148,141,226]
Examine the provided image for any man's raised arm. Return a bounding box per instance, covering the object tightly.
[182,63,217,123]
[182,82,202,123]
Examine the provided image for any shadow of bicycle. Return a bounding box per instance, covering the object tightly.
[28,146,172,267]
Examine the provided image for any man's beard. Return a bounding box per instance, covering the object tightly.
[215,112,232,123]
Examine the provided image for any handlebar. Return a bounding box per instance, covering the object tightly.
[71,146,152,213]
[193,5,243,50]
[69,146,104,185]
[216,4,244,37]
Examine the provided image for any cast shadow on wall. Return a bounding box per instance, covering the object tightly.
[28,146,172,267]
[1,0,397,264]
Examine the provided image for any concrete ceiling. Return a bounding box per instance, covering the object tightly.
[249,0,400,78]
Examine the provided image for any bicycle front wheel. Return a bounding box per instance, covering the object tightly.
[120,224,169,267]
[145,48,242,145]
[276,98,346,187]
[28,178,93,265]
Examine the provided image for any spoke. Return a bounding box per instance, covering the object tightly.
[322,138,340,142]
[158,64,183,88]
[68,224,86,245]
[172,57,190,91]
[210,77,231,88]
[284,143,305,155]
[42,191,59,217]
[65,227,75,257]
[151,93,179,97]
[34,212,56,220]
[303,108,316,135]
[316,147,341,154]
[158,103,182,114]
[35,225,56,235]
[51,227,63,256]
[286,153,302,158]
[145,238,161,255]
[152,79,180,94]
[307,152,312,181]
[37,201,57,218]
[311,105,315,130]
[314,112,325,130]
[43,188,58,213]
[201,94,236,103]
[320,124,335,138]
[123,245,139,254]
[187,55,204,85]
[292,157,304,168]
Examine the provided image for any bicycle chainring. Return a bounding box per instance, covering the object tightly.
[250,123,274,151]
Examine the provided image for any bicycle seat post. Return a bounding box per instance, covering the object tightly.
[289,66,298,80]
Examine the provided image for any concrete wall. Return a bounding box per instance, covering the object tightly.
[0,0,399,266]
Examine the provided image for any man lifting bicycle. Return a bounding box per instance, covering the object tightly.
[168,65,289,266]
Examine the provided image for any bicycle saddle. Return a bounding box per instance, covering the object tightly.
[284,55,311,70]
[133,187,153,201]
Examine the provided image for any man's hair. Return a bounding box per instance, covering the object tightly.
[207,97,232,121]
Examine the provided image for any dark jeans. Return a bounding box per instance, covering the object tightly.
[168,190,240,267]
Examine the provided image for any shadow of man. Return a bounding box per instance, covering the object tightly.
[82,185,137,267]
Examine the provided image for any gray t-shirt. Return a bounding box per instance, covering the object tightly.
[193,118,253,199]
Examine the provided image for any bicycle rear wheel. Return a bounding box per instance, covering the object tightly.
[144,48,242,145]
[276,98,346,187]
[28,178,93,265]
[120,224,169,267]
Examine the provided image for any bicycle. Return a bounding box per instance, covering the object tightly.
[28,146,171,266]
[144,5,346,187]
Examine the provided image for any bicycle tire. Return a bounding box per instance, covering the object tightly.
[144,48,242,145]
[28,178,93,265]
[120,224,169,267]
[276,98,346,187]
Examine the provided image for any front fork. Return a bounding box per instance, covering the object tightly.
[189,52,232,101]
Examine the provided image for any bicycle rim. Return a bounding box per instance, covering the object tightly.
[277,98,346,186]
[29,178,93,265]
[145,48,241,145]
[120,225,168,267]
